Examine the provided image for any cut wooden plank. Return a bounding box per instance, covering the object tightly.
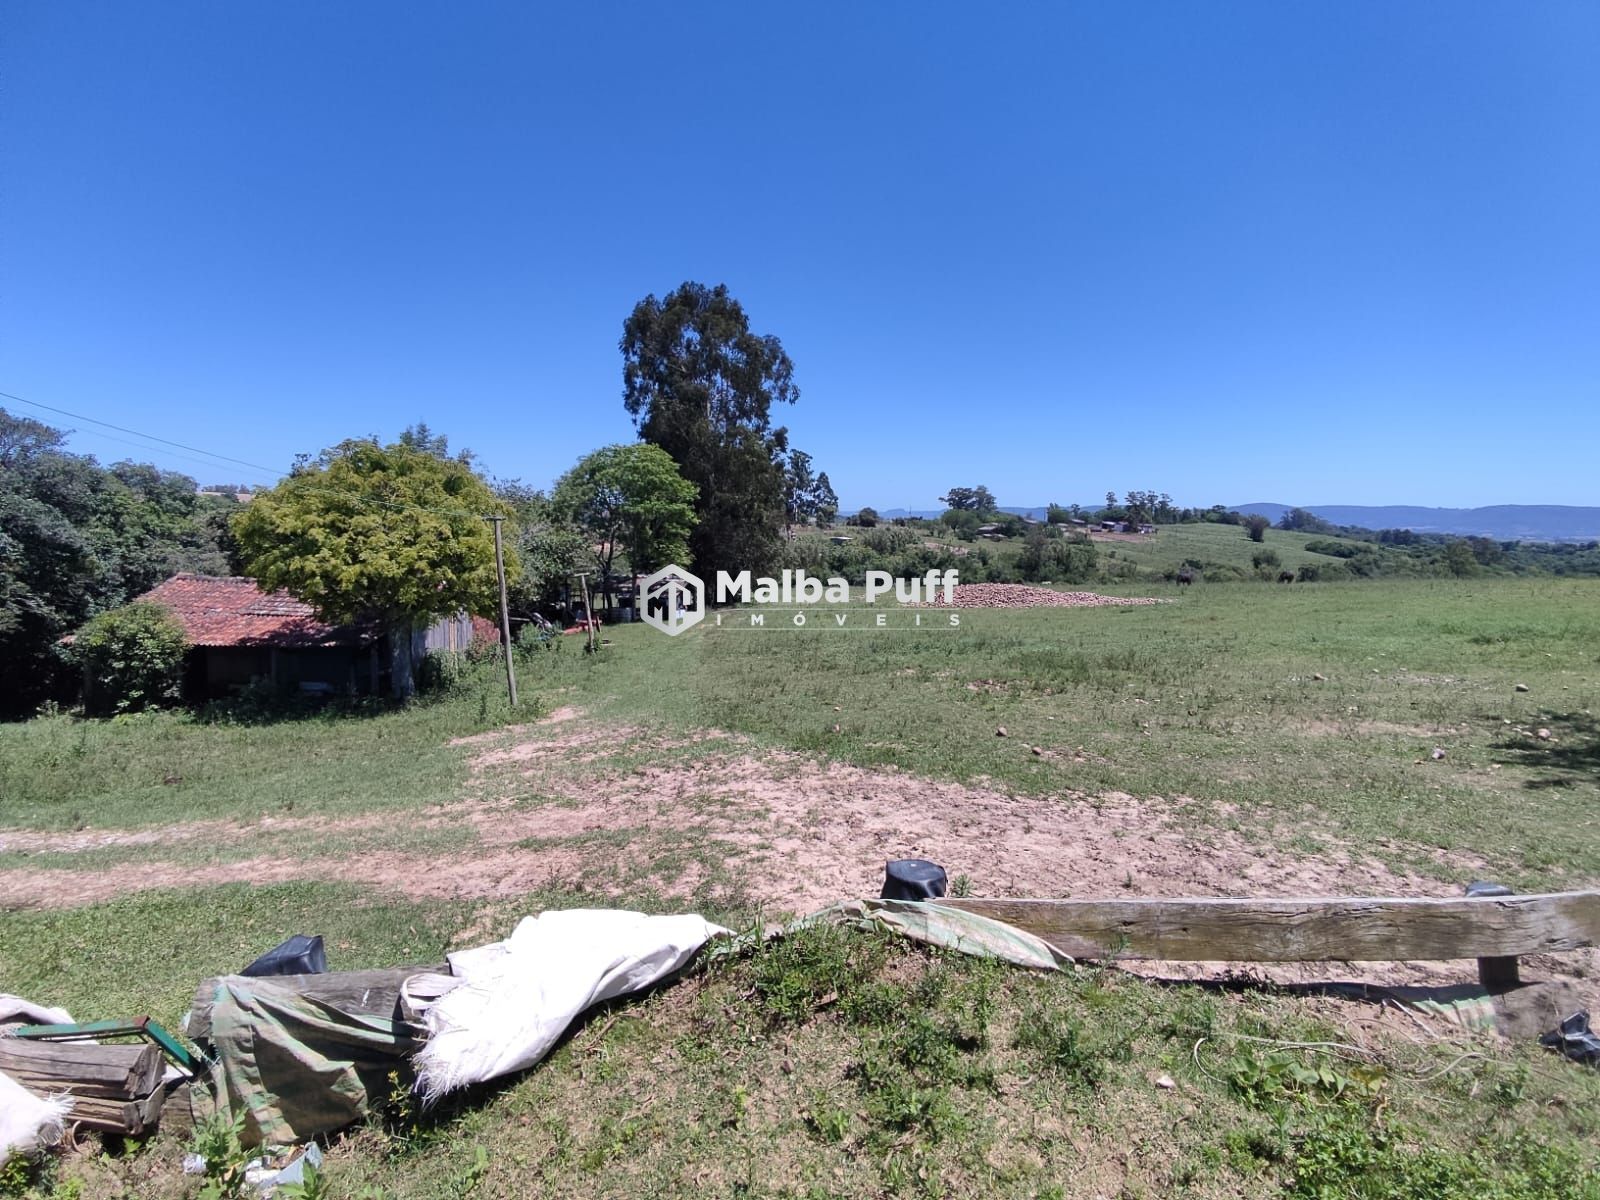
[940,891,1600,963]
[185,964,446,1041]
[0,1038,162,1098]
[55,1091,163,1135]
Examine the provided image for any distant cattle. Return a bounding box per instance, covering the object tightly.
[1176,569,1196,586]
[1278,570,1296,583]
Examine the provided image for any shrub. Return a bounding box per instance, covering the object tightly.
[1244,515,1270,543]
[1304,539,1360,559]
[415,650,472,697]
[1017,531,1097,583]
[70,602,188,715]
[1251,549,1281,570]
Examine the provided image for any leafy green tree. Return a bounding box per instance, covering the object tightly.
[812,472,839,527]
[781,449,839,533]
[1017,529,1098,583]
[0,408,234,717]
[552,443,698,607]
[1443,539,1479,577]
[496,483,587,614]
[782,448,817,535]
[849,506,880,528]
[1467,536,1505,567]
[1279,506,1332,533]
[940,509,983,540]
[397,421,473,464]
[232,437,511,694]
[940,486,997,513]
[621,282,796,581]
[69,601,189,715]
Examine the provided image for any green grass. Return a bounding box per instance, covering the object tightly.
[3,577,1599,1198]
[0,688,541,832]
[1087,521,1349,576]
[571,577,1600,885]
[7,918,1597,1199]
[4,579,1597,882]
[921,519,1351,579]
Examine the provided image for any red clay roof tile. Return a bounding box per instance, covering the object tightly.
[135,574,378,649]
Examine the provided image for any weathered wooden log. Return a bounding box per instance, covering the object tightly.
[185,964,447,1041]
[51,1089,164,1136]
[0,1037,162,1099]
[940,891,1600,967]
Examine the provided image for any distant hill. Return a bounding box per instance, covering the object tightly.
[1235,503,1600,542]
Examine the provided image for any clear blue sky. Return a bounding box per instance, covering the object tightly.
[4,2,1596,510]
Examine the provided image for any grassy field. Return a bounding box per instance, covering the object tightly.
[1087,522,1347,577]
[921,519,1350,579]
[2,577,1599,1197]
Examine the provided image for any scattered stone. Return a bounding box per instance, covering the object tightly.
[1312,673,1326,681]
[1031,746,1044,756]
[831,724,842,734]
[1154,1074,1176,1090]
[1515,683,1530,692]
[1430,747,1446,760]
[996,727,1008,738]
[1537,728,1553,741]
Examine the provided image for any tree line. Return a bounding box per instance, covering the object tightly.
[0,282,837,717]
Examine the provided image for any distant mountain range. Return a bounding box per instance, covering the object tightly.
[862,503,1600,542]
[1234,504,1600,542]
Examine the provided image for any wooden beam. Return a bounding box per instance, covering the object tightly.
[939,891,1600,964]
[0,1038,162,1099]
[186,964,445,1041]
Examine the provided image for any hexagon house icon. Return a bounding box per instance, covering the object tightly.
[639,564,705,636]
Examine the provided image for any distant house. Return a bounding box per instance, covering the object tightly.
[133,574,490,700]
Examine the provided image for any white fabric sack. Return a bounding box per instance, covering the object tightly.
[1,1070,72,1163]
[0,995,73,1027]
[411,908,727,1102]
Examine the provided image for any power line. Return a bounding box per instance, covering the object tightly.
[0,389,283,477]
[47,426,281,483]
[1,386,497,524]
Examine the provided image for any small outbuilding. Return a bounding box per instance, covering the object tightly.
[135,574,490,700]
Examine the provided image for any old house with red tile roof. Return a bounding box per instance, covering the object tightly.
[134,574,491,698]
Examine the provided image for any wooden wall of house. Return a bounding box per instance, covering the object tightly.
[421,612,476,652]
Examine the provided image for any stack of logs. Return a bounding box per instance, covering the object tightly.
[0,1036,175,1136]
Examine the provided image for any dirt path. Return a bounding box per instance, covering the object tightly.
[4,716,1595,1007]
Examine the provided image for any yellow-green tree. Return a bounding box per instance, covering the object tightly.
[233,439,513,683]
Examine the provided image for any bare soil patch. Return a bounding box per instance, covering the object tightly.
[5,718,1594,1007]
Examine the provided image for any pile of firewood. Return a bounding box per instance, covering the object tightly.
[0,1036,173,1136]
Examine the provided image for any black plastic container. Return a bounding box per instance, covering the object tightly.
[881,859,948,901]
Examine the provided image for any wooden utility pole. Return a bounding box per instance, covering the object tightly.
[576,571,597,653]
[488,515,518,707]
